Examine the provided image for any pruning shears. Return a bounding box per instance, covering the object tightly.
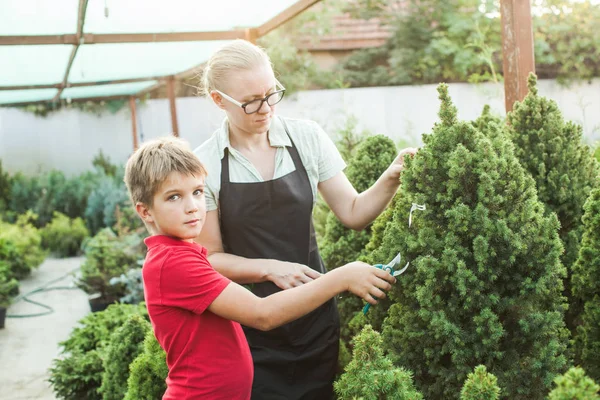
[362,252,409,314]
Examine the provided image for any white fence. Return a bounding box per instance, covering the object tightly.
[1,79,599,175]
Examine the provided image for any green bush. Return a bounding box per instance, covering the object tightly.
[0,212,46,279]
[85,173,131,235]
[124,331,168,400]
[334,325,422,400]
[41,212,90,257]
[460,365,501,400]
[507,74,600,330]
[100,314,151,400]
[320,134,397,370]
[548,367,600,400]
[0,271,19,308]
[377,84,568,399]
[0,160,11,213]
[572,188,600,380]
[48,303,148,400]
[77,229,142,302]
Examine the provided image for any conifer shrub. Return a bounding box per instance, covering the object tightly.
[49,303,148,400]
[99,314,151,400]
[547,367,600,400]
[334,325,423,400]
[124,331,168,400]
[507,74,600,328]
[40,211,89,257]
[472,105,504,137]
[460,365,501,400]
[375,84,568,399]
[571,188,600,380]
[319,134,397,368]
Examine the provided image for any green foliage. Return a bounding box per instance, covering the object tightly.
[109,268,144,305]
[507,74,600,329]
[49,303,148,400]
[124,331,168,400]
[460,365,501,400]
[548,367,600,400]
[572,188,600,380]
[377,84,568,399]
[77,229,144,302]
[334,324,423,400]
[472,105,504,138]
[41,212,90,257]
[85,172,131,235]
[319,134,397,370]
[0,212,46,279]
[0,160,11,213]
[100,314,151,400]
[92,150,118,177]
[0,272,19,307]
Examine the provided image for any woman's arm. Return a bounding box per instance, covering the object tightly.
[319,148,417,231]
[195,210,321,289]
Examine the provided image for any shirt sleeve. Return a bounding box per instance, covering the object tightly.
[204,184,218,212]
[313,122,346,182]
[160,249,230,314]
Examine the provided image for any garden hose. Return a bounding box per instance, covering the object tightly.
[6,265,82,318]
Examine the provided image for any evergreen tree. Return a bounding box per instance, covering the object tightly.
[507,74,600,329]
[571,188,600,380]
[548,367,600,400]
[320,135,397,368]
[100,314,151,400]
[124,331,168,400]
[334,325,423,400]
[460,365,501,400]
[376,84,568,399]
[472,105,504,138]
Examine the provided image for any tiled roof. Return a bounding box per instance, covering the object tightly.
[295,13,392,51]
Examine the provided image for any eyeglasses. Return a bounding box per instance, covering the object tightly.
[214,80,286,114]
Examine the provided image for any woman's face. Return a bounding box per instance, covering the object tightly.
[215,62,278,136]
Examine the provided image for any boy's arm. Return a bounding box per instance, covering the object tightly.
[196,210,320,289]
[207,262,394,331]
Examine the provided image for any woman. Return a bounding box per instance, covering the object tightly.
[194,40,416,400]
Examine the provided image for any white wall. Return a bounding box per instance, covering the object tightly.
[1,79,599,176]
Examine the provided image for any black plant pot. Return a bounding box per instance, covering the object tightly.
[88,294,112,313]
[0,307,6,329]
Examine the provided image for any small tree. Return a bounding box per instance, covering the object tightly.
[460,365,501,400]
[124,331,168,400]
[377,84,568,399]
[335,325,423,400]
[548,367,600,400]
[320,134,397,368]
[572,188,600,380]
[507,74,600,329]
[99,314,151,400]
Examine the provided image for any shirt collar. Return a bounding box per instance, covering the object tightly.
[144,235,207,255]
[216,115,291,159]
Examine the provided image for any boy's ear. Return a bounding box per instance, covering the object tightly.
[135,202,154,223]
[210,91,226,110]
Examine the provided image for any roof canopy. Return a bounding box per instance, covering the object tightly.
[0,0,319,105]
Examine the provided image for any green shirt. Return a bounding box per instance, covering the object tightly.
[193,116,346,212]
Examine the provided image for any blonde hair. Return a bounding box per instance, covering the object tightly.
[200,39,272,96]
[124,137,207,207]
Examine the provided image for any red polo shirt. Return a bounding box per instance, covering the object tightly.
[143,235,253,400]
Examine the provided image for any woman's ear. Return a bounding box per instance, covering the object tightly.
[210,91,226,110]
[135,202,154,223]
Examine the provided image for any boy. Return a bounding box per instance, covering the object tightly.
[124,137,395,400]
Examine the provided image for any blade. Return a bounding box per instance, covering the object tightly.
[393,262,409,277]
[387,252,402,269]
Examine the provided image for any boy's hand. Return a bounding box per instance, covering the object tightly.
[266,260,322,290]
[341,261,396,304]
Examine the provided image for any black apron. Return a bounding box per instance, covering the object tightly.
[219,125,340,400]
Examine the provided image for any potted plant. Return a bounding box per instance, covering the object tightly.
[76,228,142,312]
[0,272,19,328]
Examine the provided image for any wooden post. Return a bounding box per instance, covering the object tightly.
[244,28,258,44]
[167,76,179,137]
[129,96,139,151]
[500,0,535,113]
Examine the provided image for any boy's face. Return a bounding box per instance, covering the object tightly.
[136,172,206,242]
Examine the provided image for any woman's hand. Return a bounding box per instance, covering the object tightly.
[385,147,418,182]
[266,260,322,290]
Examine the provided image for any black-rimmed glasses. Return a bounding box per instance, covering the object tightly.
[214,80,286,114]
